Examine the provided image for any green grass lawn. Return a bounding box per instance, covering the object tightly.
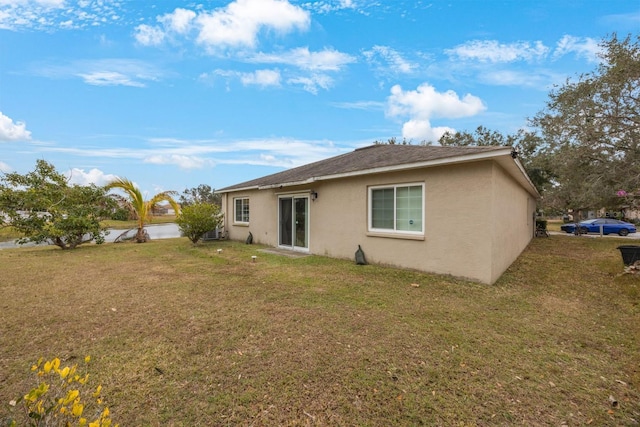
[0,226,19,242]
[0,236,638,425]
[546,219,564,232]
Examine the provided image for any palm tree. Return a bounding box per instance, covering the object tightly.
[105,177,180,243]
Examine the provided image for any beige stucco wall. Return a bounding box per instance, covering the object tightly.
[489,162,537,283]
[221,159,535,284]
[221,190,278,245]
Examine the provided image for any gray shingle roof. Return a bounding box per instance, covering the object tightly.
[217,144,514,192]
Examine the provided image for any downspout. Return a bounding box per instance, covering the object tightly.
[222,193,229,236]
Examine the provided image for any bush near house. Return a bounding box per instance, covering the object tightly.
[175,203,223,244]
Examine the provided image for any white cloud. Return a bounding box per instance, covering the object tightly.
[134,24,165,46]
[134,8,196,46]
[134,1,310,52]
[0,112,32,141]
[17,133,352,178]
[159,7,195,34]
[202,68,282,88]
[386,83,486,143]
[34,0,64,6]
[0,0,123,30]
[144,137,345,169]
[35,59,162,87]
[249,47,356,71]
[553,35,600,62]
[388,83,486,119]
[446,40,549,63]
[306,0,359,14]
[363,45,417,74]
[0,0,64,8]
[196,0,309,49]
[259,153,277,163]
[144,154,213,169]
[218,138,347,168]
[65,167,118,186]
[331,100,385,110]
[240,69,281,87]
[402,119,455,142]
[211,69,235,78]
[132,3,348,94]
[78,71,146,87]
[288,74,333,94]
[0,161,11,173]
[206,54,343,92]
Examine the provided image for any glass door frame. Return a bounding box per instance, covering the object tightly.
[277,193,310,252]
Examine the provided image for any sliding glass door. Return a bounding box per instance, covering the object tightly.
[279,195,308,250]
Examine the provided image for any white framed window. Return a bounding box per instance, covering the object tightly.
[368,183,424,235]
[234,197,250,224]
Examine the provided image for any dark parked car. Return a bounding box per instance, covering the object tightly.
[561,218,637,236]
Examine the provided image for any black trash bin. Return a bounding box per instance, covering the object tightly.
[617,245,640,266]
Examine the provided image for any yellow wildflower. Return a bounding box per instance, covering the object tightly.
[59,366,70,379]
[72,402,84,417]
[92,385,102,398]
[62,389,80,405]
[79,373,90,384]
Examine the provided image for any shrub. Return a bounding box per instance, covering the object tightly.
[176,203,223,244]
[109,208,131,221]
[535,219,548,230]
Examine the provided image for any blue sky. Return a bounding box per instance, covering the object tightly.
[0,0,638,196]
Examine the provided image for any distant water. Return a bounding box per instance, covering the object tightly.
[104,223,181,242]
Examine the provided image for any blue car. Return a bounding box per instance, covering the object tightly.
[561,218,637,236]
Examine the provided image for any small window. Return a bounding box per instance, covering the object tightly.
[369,183,424,234]
[234,198,250,223]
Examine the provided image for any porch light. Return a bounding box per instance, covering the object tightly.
[311,190,318,201]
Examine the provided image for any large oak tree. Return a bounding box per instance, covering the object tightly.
[531,34,640,216]
[439,126,554,195]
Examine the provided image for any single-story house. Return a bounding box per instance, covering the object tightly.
[216,144,540,284]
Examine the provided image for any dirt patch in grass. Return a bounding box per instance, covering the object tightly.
[0,237,638,425]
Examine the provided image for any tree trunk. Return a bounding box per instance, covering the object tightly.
[135,227,147,243]
[54,237,68,249]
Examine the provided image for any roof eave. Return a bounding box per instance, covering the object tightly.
[511,157,541,198]
[216,147,540,198]
[215,185,260,194]
[313,148,515,183]
[257,177,316,190]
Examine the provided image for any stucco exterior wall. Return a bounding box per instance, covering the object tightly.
[489,163,537,283]
[304,161,495,283]
[221,190,278,245]
[221,159,535,284]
